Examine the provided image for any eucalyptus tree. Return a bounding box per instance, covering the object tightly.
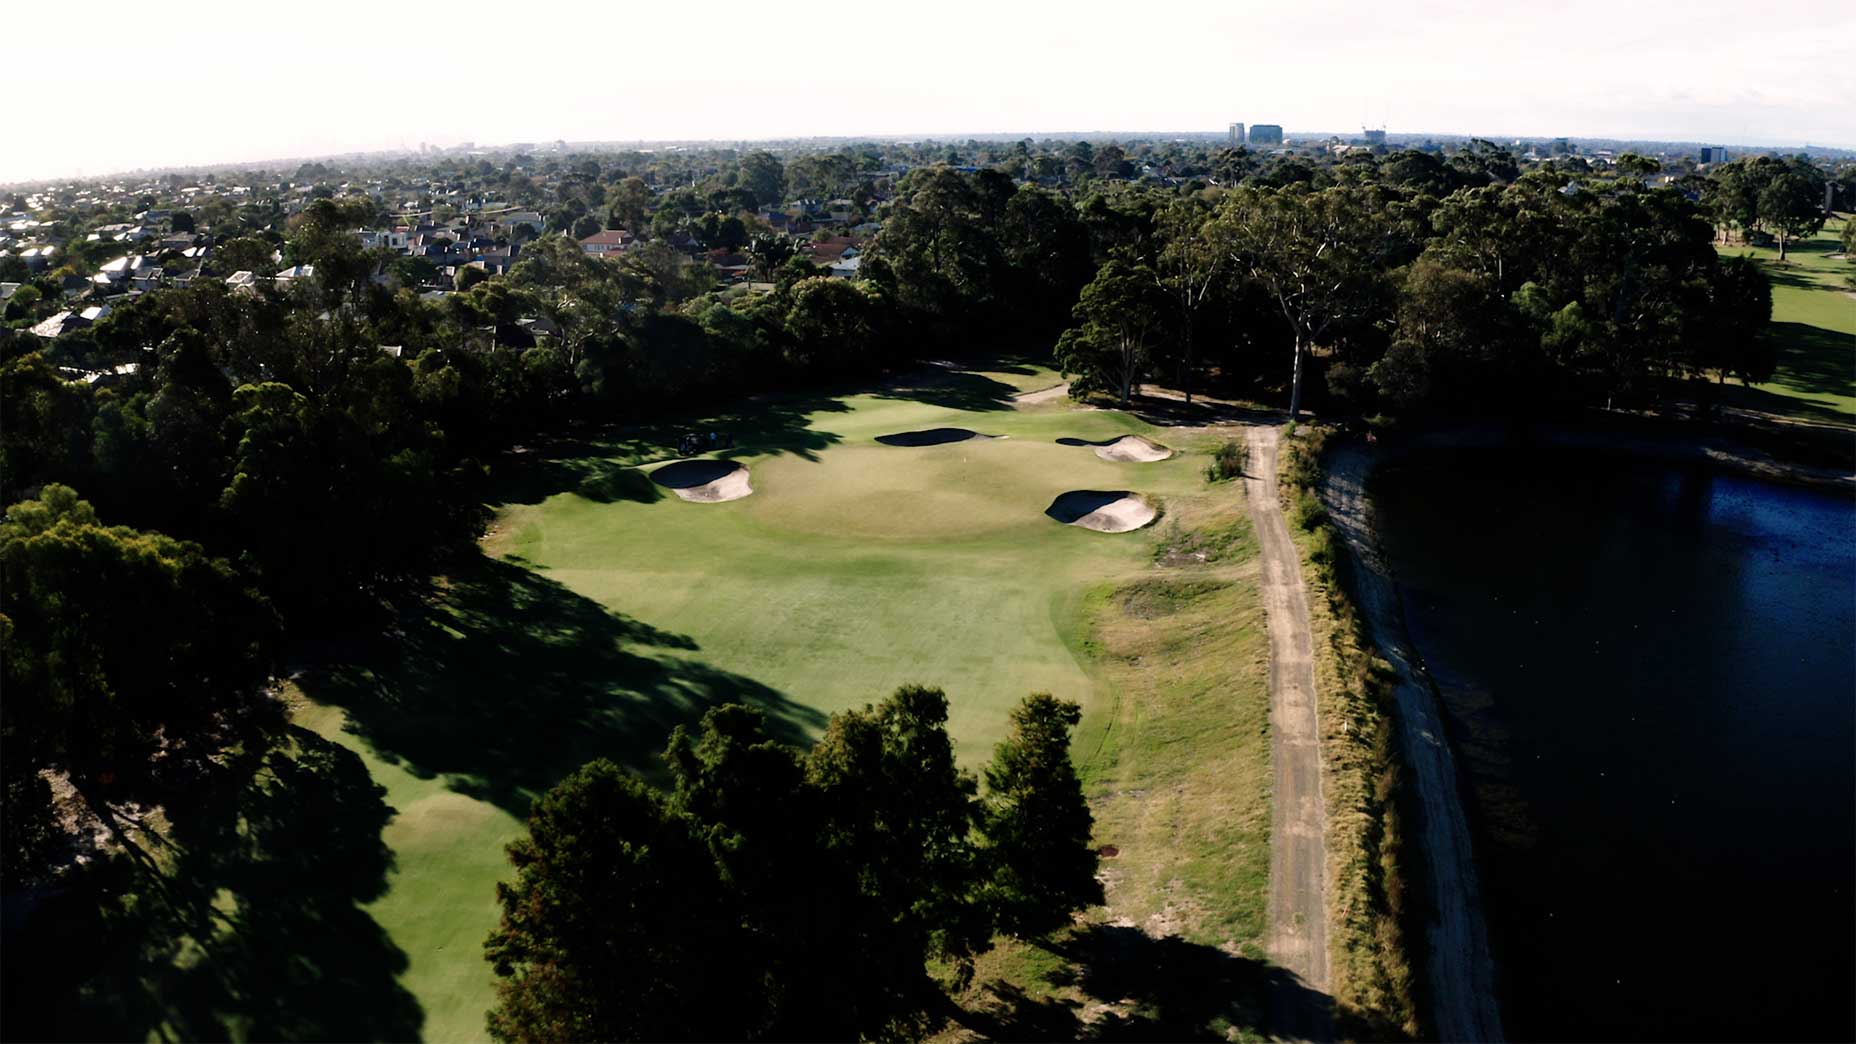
[1210,184,1391,419]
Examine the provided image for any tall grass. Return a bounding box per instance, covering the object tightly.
[1279,427,1421,1040]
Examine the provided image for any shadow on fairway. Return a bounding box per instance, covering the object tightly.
[494,394,849,506]
[650,459,745,488]
[872,366,1023,413]
[297,555,826,814]
[2,728,422,1042]
[944,924,1333,1041]
[1765,321,1856,401]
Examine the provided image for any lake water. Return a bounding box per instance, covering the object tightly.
[1370,447,1855,1041]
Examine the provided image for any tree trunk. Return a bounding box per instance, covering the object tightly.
[1287,335,1306,421]
[1778,232,1788,261]
[1183,328,1195,406]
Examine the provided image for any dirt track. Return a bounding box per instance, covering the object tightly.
[1244,426,1334,1041]
[1321,439,1506,1043]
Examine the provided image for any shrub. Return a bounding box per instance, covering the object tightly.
[1204,438,1246,483]
[1290,489,1328,532]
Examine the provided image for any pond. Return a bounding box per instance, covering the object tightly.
[1371,447,1855,1041]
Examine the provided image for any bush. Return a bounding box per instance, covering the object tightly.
[1204,438,1246,483]
[1290,489,1328,532]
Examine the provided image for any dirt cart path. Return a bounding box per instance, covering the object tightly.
[1244,425,1334,1041]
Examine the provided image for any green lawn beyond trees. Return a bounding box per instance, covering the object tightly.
[1716,216,1856,422]
[281,362,1248,1041]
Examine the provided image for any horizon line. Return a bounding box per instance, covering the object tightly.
[7,128,1851,188]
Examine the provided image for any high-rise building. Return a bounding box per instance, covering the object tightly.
[1249,124,1284,146]
[1362,128,1387,147]
[1228,122,1246,146]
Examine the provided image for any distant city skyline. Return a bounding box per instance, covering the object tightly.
[6,0,1851,183]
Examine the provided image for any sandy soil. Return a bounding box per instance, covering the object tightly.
[650,459,753,502]
[1243,426,1335,1042]
[1321,437,1506,1043]
[1044,490,1157,532]
[1057,434,1174,462]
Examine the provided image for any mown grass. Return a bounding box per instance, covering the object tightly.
[1278,428,1420,1040]
[268,358,1273,1042]
[1716,216,1856,423]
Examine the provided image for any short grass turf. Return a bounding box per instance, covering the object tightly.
[1716,216,1856,423]
[282,360,1276,1042]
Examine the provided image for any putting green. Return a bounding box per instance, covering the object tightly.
[298,362,1245,1041]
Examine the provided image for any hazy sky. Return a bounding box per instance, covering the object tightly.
[7,0,1852,183]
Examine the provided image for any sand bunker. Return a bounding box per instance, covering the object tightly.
[875,428,1000,447]
[1046,490,1158,533]
[650,459,753,502]
[1057,434,1173,462]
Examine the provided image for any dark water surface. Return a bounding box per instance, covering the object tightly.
[1371,447,1855,1041]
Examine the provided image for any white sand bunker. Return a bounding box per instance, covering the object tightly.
[651,459,753,502]
[875,428,1001,447]
[1046,490,1158,533]
[1058,434,1173,462]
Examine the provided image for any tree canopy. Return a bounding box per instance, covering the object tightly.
[484,688,1098,1042]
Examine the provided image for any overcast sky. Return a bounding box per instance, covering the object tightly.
[7,0,1852,183]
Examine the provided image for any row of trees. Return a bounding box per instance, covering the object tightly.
[1049,168,1781,417]
[485,689,1098,1042]
[1704,155,1831,258]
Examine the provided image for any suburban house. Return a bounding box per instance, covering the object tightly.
[30,304,111,338]
[579,229,635,256]
[805,236,860,267]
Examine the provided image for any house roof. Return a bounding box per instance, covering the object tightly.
[31,310,78,337]
[579,229,634,246]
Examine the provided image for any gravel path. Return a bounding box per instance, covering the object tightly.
[1321,438,1506,1043]
[1244,425,1335,1041]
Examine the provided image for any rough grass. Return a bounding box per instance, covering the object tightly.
[937,474,1283,1042]
[1716,216,1856,422]
[1279,428,1420,1040]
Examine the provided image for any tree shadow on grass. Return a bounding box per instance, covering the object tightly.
[1,729,421,1042]
[870,366,1024,413]
[494,393,850,507]
[296,554,827,814]
[1764,321,1856,401]
[947,925,1333,1042]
